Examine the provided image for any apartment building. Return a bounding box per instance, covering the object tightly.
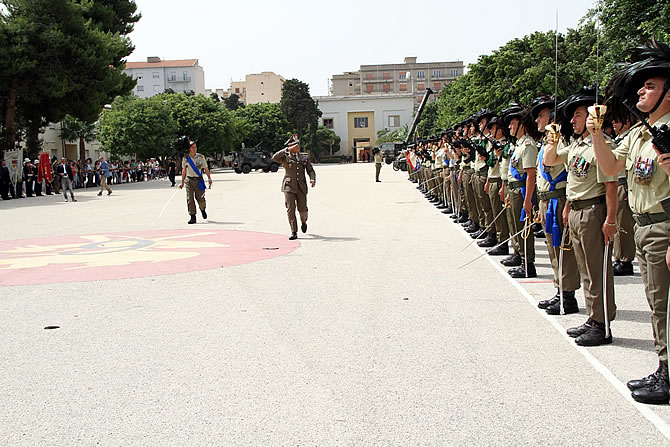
[124,57,206,98]
[331,57,464,106]
[212,72,285,105]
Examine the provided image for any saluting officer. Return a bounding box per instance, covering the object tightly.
[590,41,670,404]
[272,135,316,240]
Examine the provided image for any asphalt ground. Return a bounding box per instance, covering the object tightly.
[1,163,669,446]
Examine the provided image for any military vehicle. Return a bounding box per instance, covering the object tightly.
[232,143,279,174]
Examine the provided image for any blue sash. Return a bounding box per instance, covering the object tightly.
[186,156,206,191]
[538,144,568,247]
[509,164,531,221]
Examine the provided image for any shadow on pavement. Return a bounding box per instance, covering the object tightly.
[615,309,652,324]
[203,220,244,225]
[303,233,359,242]
[614,336,656,353]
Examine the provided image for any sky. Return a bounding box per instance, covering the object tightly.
[127,0,598,97]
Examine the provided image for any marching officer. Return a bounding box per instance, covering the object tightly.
[272,135,316,240]
[179,139,213,224]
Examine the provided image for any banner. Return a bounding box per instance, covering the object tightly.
[4,150,23,184]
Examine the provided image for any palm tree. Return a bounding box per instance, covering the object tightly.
[59,115,97,161]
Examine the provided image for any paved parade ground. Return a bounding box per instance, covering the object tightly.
[1,162,670,446]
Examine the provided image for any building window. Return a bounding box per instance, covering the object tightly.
[451,69,459,77]
[434,82,441,90]
[432,70,440,78]
[389,115,400,128]
[383,72,390,79]
[153,72,159,79]
[366,84,374,93]
[366,72,373,80]
[399,84,407,91]
[153,85,161,92]
[137,74,143,80]
[183,71,188,80]
[137,85,144,92]
[417,83,425,91]
[399,72,407,81]
[235,88,240,93]
[354,117,368,128]
[383,83,390,93]
[323,118,334,129]
[417,71,425,80]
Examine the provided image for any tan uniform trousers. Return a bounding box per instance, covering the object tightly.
[614,184,636,262]
[504,182,520,254]
[375,163,382,181]
[634,220,670,362]
[185,177,206,215]
[488,179,509,242]
[568,203,616,324]
[284,191,308,233]
[462,169,479,223]
[539,196,581,291]
[445,170,455,207]
[509,186,535,262]
[473,173,494,228]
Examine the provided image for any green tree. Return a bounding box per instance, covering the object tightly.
[280,79,322,150]
[60,114,98,161]
[162,93,242,157]
[224,93,242,110]
[0,0,138,153]
[97,95,178,159]
[234,102,291,152]
[310,126,341,160]
[376,124,408,145]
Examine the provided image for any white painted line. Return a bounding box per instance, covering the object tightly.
[447,212,670,439]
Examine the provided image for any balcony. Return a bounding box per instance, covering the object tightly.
[167,75,191,83]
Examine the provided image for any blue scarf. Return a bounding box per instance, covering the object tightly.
[538,144,568,246]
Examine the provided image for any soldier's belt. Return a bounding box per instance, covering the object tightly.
[508,180,525,190]
[617,178,627,187]
[489,178,502,184]
[537,188,566,201]
[568,195,606,211]
[632,212,669,227]
[463,168,474,174]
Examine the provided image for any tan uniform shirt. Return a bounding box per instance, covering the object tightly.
[182,153,208,177]
[613,112,670,214]
[536,140,568,193]
[374,153,383,164]
[272,149,316,194]
[507,135,538,182]
[556,134,618,201]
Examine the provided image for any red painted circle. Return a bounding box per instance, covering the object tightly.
[0,230,299,286]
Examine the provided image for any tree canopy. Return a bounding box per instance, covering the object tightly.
[280,79,322,150]
[234,102,291,152]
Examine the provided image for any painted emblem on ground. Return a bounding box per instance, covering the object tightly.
[0,230,299,286]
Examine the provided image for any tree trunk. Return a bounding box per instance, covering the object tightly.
[5,78,18,154]
[79,135,86,161]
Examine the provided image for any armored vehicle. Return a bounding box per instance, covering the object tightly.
[232,144,279,174]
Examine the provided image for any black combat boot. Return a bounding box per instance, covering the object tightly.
[545,290,579,315]
[567,319,593,338]
[487,242,509,256]
[188,215,196,224]
[301,222,307,233]
[538,290,560,309]
[628,361,665,391]
[508,262,536,278]
[613,261,634,276]
[460,219,473,227]
[289,232,298,240]
[465,223,480,233]
[470,229,485,239]
[501,252,522,267]
[477,233,497,248]
[442,206,453,214]
[575,320,612,346]
[201,209,207,219]
[631,363,669,404]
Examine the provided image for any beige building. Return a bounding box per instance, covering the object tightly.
[215,72,285,105]
[314,94,414,161]
[124,57,206,98]
[331,57,464,106]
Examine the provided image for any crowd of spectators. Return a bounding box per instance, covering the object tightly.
[0,156,168,200]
